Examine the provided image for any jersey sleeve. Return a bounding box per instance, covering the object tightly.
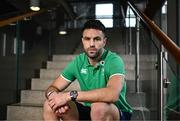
[108,56,125,78]
[61,59,76,82]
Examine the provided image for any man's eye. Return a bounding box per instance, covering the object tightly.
[94,37,101,41]
[83,37,90,41]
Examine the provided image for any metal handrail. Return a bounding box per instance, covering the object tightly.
[127,0,180,63]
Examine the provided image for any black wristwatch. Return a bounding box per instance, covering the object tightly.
[70,90,78,101]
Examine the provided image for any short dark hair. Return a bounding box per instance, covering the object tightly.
[82,19,106,36]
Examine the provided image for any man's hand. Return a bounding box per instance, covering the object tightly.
[54,104,70,116]
[48,92,70,111]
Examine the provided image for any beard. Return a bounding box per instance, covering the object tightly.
[84,47,103,60]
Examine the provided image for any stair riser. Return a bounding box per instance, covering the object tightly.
[7,106,149,120]
[131,108,150,120]
[47,61,157,70]
[53,55,76,61]
[47,61,69,69]
[52,55,157,62]
[40,69,157,81]
[31,78,145,92]
[31,79,53,90]
[21,90,146,107]
[31,79,80,91]
[7,106,43,120]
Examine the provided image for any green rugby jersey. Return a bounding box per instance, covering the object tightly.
[61,49,133,113]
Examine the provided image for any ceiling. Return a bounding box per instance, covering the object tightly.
[0,0,166,29]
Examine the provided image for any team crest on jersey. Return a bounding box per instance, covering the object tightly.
[100,61,105,66]
[80,68,87,74]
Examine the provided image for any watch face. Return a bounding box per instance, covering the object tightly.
[70,90,78,101]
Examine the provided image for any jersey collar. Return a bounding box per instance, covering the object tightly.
[85,49,108,68]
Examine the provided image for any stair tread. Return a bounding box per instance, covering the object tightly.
[52,54,157,62]
[9,103,149,110]
[133,107,149,111]
[10,103,43,107]
[20,90,146,107]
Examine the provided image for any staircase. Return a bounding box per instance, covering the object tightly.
[6,53,157,120]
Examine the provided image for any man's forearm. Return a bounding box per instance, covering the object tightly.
[45,85,60,99]
[76,87,120,103]
[45,76,71,99]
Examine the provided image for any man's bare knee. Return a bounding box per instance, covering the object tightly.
[43,100,59,121]
[91,103,110,120]
[43,100,53,113]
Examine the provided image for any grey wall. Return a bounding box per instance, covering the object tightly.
[0,22,49,119]
[54,29,82,54]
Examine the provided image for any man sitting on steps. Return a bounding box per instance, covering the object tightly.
[43,19,133,121]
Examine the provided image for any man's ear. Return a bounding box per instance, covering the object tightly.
[103,37,107,47]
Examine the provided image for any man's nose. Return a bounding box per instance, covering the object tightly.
[90,39,95,46]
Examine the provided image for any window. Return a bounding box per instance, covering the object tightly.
[125,6,136,27]
[162,1,167,14]
[95,3,113,28]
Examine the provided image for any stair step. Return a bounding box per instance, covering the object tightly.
[7,103,43,120]
[52,55,77,61]
[7,54,156,120]
[132,107,150,120]
[21,90,45,105]
[52,54,157,62]
[31,78,80,91]
[7,103,149,120]
[47,61,157,70]
[47,61,69,69]
[126,80,142,92]
[21,90,146,107]
[31,78,53,90]
[121,55,157,62]
[39,69,62,79]
[40,69,157,81]
[126,92,146,107]
[31,78,146,92]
